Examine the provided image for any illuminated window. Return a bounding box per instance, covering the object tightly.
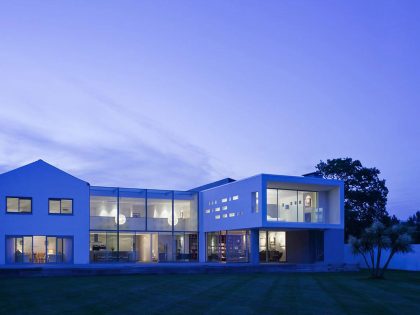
[222,206,228,211]
[229,213,235,217]
[215,207,221,212]
[215,215,221,220]
[49,199,73,215]
[222,198,228,203]
[205,209,211,214]
[232,195,239,201]
[6,197,32,213]
[222,214,228,218]
[252,192,259,213]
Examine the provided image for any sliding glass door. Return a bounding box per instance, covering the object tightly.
[6,236,73,264]
[259,231,286,263]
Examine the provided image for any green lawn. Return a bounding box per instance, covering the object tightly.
[0,271,419,315]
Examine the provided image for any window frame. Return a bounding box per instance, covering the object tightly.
[48,198,74,215]
[5,196,33,214]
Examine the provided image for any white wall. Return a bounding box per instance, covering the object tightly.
[200,175,263,232]
[344,244,420,271]
[324,229,344,264]
[0,160,90,264]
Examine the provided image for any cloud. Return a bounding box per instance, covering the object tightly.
[0,73,224,190]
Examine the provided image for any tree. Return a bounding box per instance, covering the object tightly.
[349,221,412,278]
[316,158,390,240]
[406,211,420,243]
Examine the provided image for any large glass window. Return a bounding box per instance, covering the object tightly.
[6,236,73,264]
[206,230,249,263]
[266,189,321,223]
[90,232,118,262]
[259,231,286,263]
[278,190,298,222]
[6,197,32,213]
[89,187,198,263]
[174,192,198,231]
[267,189,278,221]
[298,191,321,223]
[90,196,118,230]
[158,232,173,262]
[174,232,198,261]
[118,233,136,262]
[49,199,73,215]
[207,232,221,262]
[226,230,249,262]
[147,190,173,231]
[119,189,146,231]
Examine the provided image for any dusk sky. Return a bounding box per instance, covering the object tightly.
[0,1,419,219]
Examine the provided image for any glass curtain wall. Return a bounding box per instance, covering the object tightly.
[206,230,249,263]
[266,189,321,223]
[147,190,173,231]
[90,187,198,263]
[174,232,198,261]
[174,192,198,231]
[119,188,146,231]
[90,187,118,230]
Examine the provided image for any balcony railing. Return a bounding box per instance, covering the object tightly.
[267,207,325,223]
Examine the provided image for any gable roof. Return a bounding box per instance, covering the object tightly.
[0,159,89,185]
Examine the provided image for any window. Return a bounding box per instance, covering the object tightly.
[6,197,32,213]
[49,199,73,214]
[6,235,73,264]
[266,189,320,223]
[232,195,239,201]
[252,192,259,213]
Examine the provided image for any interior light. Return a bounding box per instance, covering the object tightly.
[115,214,126,225]
[168,216,178,226]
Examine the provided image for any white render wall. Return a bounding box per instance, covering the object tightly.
[0,160,90,264]
[200,175,263,232]
[344,244,420,271]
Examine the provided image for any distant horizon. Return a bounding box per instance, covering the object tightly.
[1,1,419,219]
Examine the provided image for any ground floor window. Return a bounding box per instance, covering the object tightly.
[259,231,286,263]
[206,230,249,263]
[6,236,73,264]
[90,231,198,263]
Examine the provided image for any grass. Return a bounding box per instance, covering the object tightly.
[0,271,419,315]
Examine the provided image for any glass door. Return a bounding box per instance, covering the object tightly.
[23,236,33,263]
[259,231,286,263]
[15,237,24,263]
[47,237,57,263]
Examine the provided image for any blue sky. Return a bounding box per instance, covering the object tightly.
[0,1,419,218]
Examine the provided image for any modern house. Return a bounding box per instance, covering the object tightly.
[0,160,344,266]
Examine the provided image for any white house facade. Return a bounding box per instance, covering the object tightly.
[0,160,344,265]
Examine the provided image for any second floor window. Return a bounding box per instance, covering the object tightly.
[49,199,73,215]
[252,192,259,213]
[6,197,32,213]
